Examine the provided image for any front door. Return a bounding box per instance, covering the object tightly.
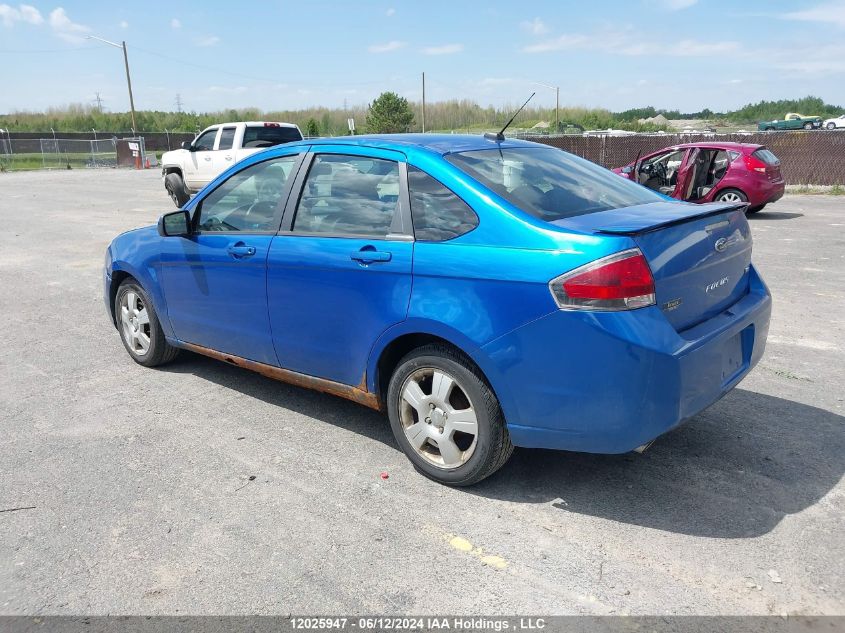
[184,127,219,190]
[267,149,414,385]
[161,153,303,364]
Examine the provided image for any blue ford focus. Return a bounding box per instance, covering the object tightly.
[104,135,771,485]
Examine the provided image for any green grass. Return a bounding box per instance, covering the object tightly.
[786,184,845,195]
[0,151,117,171]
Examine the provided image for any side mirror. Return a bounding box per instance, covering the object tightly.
[621,165,633,174]
[158,209,191,237]
[181,141,193,151]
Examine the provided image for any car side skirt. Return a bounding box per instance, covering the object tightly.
[178,342,382,411]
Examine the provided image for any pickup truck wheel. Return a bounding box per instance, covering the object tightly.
[387,344,513,486]
[115,280,179,367]
[803,122,814,130]
[165,173,190,208]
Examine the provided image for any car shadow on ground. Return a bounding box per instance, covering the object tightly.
[749,210,804,220]
[162,353,843,540]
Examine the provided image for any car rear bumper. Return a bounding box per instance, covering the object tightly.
[483,265,771,453]
[750,177,785,206]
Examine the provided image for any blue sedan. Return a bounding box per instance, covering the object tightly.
[104,135,771,485]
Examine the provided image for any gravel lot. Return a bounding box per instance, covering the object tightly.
[0,169,843,615]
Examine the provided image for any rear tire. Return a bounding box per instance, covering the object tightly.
[746,204,766,214]
[115,280,179,367]
[715,188,748,204]
[165,172,190,208]
[386,344,513,486]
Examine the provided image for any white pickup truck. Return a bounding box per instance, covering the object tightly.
[161,121,303,206]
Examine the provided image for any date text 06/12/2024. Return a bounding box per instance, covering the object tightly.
[289,617,547,630]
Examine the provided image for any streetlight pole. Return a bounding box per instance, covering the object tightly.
[87,35,137,135]
[533,81,559,134]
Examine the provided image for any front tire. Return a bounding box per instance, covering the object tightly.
[386,345,513,486]
[165,172,190,208]
[115,280,179,367]
[803,122,814,130]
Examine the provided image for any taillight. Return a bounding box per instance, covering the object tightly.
[549,249,656,311]
[744,154,767,173]
[264,122,281,127]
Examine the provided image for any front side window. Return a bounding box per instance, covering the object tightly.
[408,167,478,241]
[293,154,400,237]
[193,129,218,151]
[446,147,663,222]
[218,127,236,151]
[195,156,298,233]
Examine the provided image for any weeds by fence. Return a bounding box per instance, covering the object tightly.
[0,137,150,171]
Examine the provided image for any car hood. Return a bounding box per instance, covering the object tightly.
[161,149,188,164]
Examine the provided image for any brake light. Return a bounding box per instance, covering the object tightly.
[264,122,281,127]
[549,249,656,311]
[744,154,767,173]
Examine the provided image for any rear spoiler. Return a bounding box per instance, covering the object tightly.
[592,202,748,236]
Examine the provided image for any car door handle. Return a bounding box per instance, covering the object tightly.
[227,243,256,258]
[224,155,233,161]
[204,156,212,161]
[350,248,391,264]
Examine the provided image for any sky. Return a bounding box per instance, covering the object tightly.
[1,0,845,115]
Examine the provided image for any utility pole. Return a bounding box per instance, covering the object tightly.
[86,35,137,135]
[421,72,426,133]
[533,81,560,134]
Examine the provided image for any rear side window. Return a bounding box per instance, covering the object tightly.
[293,154,400,237]
[752,148,779,165]
[243,125,303,148]
[408,167,478,241]
[446,147,662,221]
[218,126,236,151]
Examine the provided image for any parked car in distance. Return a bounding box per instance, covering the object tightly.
[161,121,303,207]
[757,112,822,131]
[105,135,771,486]
[823,114,845,130]
[613,142,785,213]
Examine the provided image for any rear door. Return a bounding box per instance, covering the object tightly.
[160,151,305,364]
[211,125,238,176]
[266,147,413,385]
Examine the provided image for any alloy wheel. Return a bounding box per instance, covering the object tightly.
[398,367,478,469]
[120,290,151,356]
[719,191,742,202]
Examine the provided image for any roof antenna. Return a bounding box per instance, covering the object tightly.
[484,92,536,142]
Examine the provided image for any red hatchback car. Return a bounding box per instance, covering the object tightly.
[612,142,785,213]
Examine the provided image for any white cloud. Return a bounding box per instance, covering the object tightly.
[49,7,89,43]
[119,20,128,29]
[782,2,845,28]
[170,18,181,29]
[0,3,42,27]
[194,35,220,47]
[523,28,738,57]
[658,0,698,9]
[368,40,405,53]
[728,78,743,84]
[386,7,395,16]
[520,17,548,35]
[421,43,464,55]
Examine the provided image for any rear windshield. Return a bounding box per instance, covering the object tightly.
[752,148,779,165]
[445,147,663,221]
[243,125,303,148]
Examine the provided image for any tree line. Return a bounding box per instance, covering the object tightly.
[1,95,841,135]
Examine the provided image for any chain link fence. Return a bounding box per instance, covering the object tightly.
[0,136,151,171]
[523,130,845,186]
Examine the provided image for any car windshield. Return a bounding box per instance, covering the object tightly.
[445,147,663,221]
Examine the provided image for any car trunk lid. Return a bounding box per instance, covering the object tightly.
[554,201,753,331]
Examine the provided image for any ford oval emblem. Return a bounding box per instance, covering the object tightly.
[714,237,728,252]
